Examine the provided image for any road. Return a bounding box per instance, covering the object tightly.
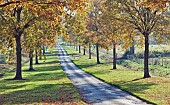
[57,45,150,105]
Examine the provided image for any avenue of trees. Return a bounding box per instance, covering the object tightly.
[64,0,170,78]
[0,0,90,80]
[0,0,170,79]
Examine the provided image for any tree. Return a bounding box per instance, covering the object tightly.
[96,0,128,69]
[85,0,104,64]
[113,0,170,78]
[64,9,88,55]
[0,0,89,80]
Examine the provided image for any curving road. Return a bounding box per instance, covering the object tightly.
[57,45,151,105]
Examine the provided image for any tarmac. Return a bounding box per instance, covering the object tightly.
[57,45,150,105]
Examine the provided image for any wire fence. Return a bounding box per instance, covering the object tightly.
[126,54,170,68]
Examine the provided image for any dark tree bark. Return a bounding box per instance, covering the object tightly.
[79,45,81,53]
[107,49,109,54]
[13,35,22,80]
[144,34,151,78]
[112,44,117,69]
[35,50,39,64]
[29,57,34,71]
[13,7,23,80]
[130,45,135,55]
[89,43,91,59]
[12,7,36,79]
[39,49,42,60]
[74,43,76,49]
[83,47,86,55]
[42,45,45,55]
[96,43,100,64]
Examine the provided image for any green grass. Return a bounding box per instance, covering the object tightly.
[0,54,29,75]
[90,45,170,77]
[117,59,170,77]
[0,49,86,105]
[64,45,170,105]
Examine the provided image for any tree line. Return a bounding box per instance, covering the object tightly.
[0,0,170,80]
[64,0,170,78]
[0,0,89,80]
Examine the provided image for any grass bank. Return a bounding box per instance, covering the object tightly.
[64,45,170,105]
[0,48,86,105]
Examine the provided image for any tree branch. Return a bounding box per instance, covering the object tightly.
[0,1,20,7]
[21,17,36,34]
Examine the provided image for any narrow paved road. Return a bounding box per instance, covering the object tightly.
[57,45,150,105]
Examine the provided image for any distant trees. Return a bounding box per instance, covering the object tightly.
[85,1,104,64]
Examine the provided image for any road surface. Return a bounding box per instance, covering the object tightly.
[57,45,150,105]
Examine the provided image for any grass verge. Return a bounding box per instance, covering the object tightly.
[64,45,170,105]
[0,48,86,105]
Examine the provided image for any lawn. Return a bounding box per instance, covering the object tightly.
[0,48,86,105]
[64,45,170,105]
[87,44,170,77]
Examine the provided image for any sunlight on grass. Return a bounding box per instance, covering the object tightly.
[0,48,86,105]
[64,45,170,105]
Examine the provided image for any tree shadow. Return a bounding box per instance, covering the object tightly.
[120,78,144,84]
[0,84,27,90]
[23,65,61,72]
[67,53,79,56]
[44,53,58,57]
[38,60,60,64]
[0,73,4,78]
[28,72,66,82]
[0,83,81,105]
[76,64,97,69]
[118,82,155,92]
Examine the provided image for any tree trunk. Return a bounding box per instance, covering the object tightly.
[83,47,86,55]
[35,50,39,64]
[74,43,76,49]
[42,45,45,55]
[76,45,78,51]
[13,7,23,80]
[113,44,117,69]
[79,45,81,53]
[96,43,100,64]
[89,43,91,59]
[29,57,34,71]
[144,35,151,78]
[107,49,109,54]
[39,48,42,60]
[14,36,22,80]
[130,45,135,55]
